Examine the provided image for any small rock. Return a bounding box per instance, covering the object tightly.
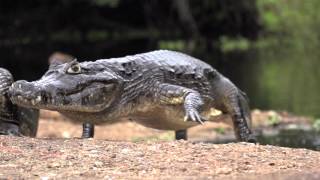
[269,162,275,166]
[62,132,71,138]
[136,152,144,157]
[216,167,232,175]
[94,161,103,168]
[180,168,187,172]
[90,150,98,153]
[47,162,60,168]
[121,148,130,154]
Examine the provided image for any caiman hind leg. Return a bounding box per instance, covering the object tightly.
[81,123,94,138]
[154,83,206,140]
[175,129,187,140]
[225,89,256,143]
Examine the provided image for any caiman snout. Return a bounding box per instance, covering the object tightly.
[9,80,46,106]
[9,80,35,97]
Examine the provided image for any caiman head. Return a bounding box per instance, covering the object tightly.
[9,60,122,113]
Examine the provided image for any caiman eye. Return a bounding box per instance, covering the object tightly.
[67,64,82,74]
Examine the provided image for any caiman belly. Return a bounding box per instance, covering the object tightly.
[130,103,223,131]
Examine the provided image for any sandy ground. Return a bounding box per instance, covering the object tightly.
[37,109,311,141]
[0,110,319,179]
[0,137,319,179]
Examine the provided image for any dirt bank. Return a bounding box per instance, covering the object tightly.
[36,109,313,141]
[0,136,319,179]
[0,110,319,179]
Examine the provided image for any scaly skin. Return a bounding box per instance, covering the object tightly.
[0,68,39,137]
[9,50,255,142]
[48,52,95,138]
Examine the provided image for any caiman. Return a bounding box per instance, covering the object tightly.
[0,68,38,136]
[8,50,256,142]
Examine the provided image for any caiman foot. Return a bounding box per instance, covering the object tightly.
[183,109,207,125]
[247,134,257,143]
[81,123,94,138]
[175,129,187,140]
[0,122,22,136]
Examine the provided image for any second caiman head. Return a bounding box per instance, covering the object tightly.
[9,60,122,113]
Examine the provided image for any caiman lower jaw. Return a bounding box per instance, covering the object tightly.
[26,95,42,106]
[10,93,111,113]
[10,94,44,109]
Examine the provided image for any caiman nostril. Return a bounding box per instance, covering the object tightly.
[12,80,33,91]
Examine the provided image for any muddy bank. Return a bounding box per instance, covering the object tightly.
[36,110,315,144]
[0,136,319,179]
[1,110,319,179]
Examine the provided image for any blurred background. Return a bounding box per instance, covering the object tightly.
[0,0,320,148]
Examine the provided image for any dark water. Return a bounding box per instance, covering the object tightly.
[221,45,320,118]
[208,127,320,151]
[257,128,320,151]
[205,38,320,150]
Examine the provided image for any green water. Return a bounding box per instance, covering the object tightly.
[255,46,319,117]
[216,42,320,150]
[224,44,320,118]
[207,126,320,150]
[219,0,320,118]
[257,129,320,151]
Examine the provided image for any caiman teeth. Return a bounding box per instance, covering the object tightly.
[29,96,42,105]
[17,95,23,101]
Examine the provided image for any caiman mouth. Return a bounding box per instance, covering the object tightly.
[9,80,117,113]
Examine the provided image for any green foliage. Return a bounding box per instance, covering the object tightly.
[214,127,226,134]
[131,132,174,142]
[158,40,186,51]
[257,0,320,47]
[267,112,281,126]
[87,30,109,42]
[216,0,320,52]
[246,0,320,117]
[219,36,250,52]
[256,0,282,32]
[50,30,82,43]
[92,0,119,7]
[312,119,320,132]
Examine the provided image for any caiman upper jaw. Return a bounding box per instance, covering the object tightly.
[9,80,64,108]
[9,79,118,112]
[9,80,44,107]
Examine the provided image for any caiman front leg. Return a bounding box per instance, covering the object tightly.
[155,83,206,140]
[81,123,94,138]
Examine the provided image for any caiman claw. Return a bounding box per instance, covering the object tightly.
[183,109,206,125]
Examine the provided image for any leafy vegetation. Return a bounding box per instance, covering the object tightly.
[0,0,319,118]
[131,132,174,142]
[213,127,226,134]
[267,112,281,126]
[312,119,320,132]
